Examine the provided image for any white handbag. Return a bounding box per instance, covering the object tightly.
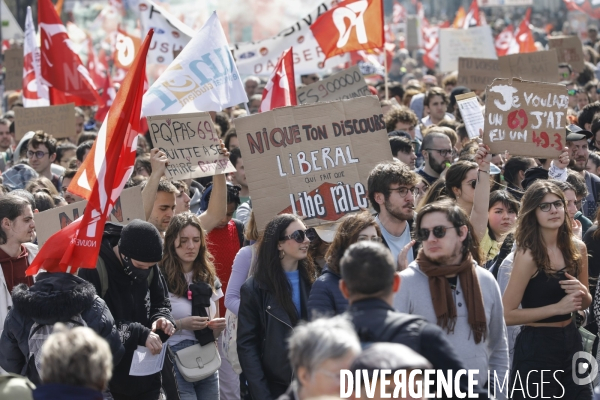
[173,341,221,382]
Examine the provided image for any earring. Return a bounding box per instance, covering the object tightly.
[279,250,285,260]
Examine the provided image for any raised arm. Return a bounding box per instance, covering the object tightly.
[198,140,229,233]
[142,149,168,221]
[470,142,492,242]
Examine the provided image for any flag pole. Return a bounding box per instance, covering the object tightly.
[384,48,389,100]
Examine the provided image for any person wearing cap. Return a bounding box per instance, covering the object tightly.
[566,124,600,219]
[77,219,175,400]
[421,87,455,128]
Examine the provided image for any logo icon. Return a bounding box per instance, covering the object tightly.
[297,35,305,44]
[332,0,368,49]
[139,3,148,11]
[572,351,598,385]
[260,47,268,56]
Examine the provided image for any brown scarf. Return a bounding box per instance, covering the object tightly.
[416,250,487,344]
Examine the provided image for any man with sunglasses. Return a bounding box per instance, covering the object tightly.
[566,125,600,219]
[394,199,509,395]
[26,131,60,192]
[418,131,453,185]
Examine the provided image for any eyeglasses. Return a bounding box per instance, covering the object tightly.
[280,228,318,243]
[568,89,579,96]
[357,236,383,243]
[567,199,583,209]
[538,200,565,212]
[388,186,418,197]
[27,150,49,159]
[425,148,453,157]
[416,225,459,241]
[466,179,477,190]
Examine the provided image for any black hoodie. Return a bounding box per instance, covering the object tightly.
[0,272,124,384]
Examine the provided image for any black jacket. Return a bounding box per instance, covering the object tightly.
[0,273,124,384]
[307,266,348,320]
[77,225,173,397]
[345,298,489,399]
[237,275,311,400]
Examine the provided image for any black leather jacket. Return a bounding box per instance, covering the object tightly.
[237,275,311,400]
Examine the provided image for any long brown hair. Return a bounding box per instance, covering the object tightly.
[515,181,581,276]
[160,212,217,297]
[445,160,477,200]
[325,211,382,275]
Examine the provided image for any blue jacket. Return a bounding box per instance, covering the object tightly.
[307,266,348,320]
[33,384,103,400]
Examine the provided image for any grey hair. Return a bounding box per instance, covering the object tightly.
[287,316,361,378]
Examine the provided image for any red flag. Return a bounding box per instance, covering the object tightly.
[495,24,514,57]
[422,25,439,70]
[452,6,466,29]
[259,48,297,113]
[310,0,384,59]
[392,0,405,24]
[463,0,481,29]
[514,8,536,54]
[87,39,106,89]
[563,0,600,19]
[113,27,141,71]
[94,74,116,123]
[38,0,103,106]
[26,30,154,276]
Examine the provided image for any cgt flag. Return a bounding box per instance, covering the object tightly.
[310,0,384,60]
[26,30,154,276]
[142,12,247,116]
[23,6,49,107]
[259,47,297,113]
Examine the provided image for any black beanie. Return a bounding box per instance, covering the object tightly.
[118,219,163,262]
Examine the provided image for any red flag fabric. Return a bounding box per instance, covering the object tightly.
[310,0,384,59]
[563,0,600,19]
[463,0,481,29]
[259,48,297,113]
[495,24,514,57]
[422,25,439,70]
[94,74,116,123]
[87,39,106,89]
[392,0,405,24]
[514,8,536,54]
[26,30,154,276]
[113,27,141,71]
[38,0,102,106]
[453,6,466,29]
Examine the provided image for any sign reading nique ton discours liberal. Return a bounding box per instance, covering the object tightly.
[235,96,394,231]
[484,78,567,158]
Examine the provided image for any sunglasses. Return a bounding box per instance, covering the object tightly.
[280,228,318,243]
[568,89,579,96]
[538,200,564,212]
[416,225,459,241]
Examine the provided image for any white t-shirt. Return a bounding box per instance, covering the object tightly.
[167,271,224,346]
[376,216,413,266]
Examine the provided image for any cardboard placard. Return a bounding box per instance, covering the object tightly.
[4,47,23,90]
[498,50,559,83]
[34,186,146,246]
[457,57,500,91]
[235,96,393,231]
[456,92,484,139]
[146,112,236,180]
[296,66,369,105]
[406,16,422,50]
[483,78,568,158]
[15,103,76,141]
[438,26,497,72]
[547,36,585,73]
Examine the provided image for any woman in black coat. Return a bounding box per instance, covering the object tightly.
[0,272,124,384]
[237,214,316,400]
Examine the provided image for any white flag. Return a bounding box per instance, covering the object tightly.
[142,12,248,116]
[139,0,194,65]
[232,2,349,76]
[23,7,49,108]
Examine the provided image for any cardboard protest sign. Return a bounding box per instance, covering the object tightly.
[547,36,585,73]
[484,78,568,158]
[438,26,497,72]
[296,66,369,105]
[146,112,236,179]
[235,96,393,231]
[406,16,422,50]
[498,50,559,83]
[4,47,23,90]
[457,57,500,91]
[456,92,484,139]
[15,103,75,141]
[35,186,146,246]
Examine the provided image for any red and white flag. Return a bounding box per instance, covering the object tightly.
[23,7,49,107]
[310,0,384,59]
[113,27,141,71]
[422,25,439,70]
[94,74,116,123]
[495,24,514,57]
[259,48,297,113]
[495,8,535,56]
[463,0,481,29]
[38,0,102,106]
[87,39,106,90]
[392,0,405,24]
[26,30,154,276]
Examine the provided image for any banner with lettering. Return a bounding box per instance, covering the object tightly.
[296,65,369,105]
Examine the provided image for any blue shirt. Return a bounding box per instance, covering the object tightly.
[285,270,301,316]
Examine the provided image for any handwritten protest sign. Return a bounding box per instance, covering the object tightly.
[438,26,497,72]
[484,78,568,158]
[235,96,393,230]
[457,57,500,91]
[15,103,75,141]
[547,36,585,73]
[498,50,559,83]
[4,47,23,90]
[456,92,484,139]
[35,187,145,246]
[146,112,236,180]
[296,66,369,105]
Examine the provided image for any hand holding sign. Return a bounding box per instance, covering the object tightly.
[149,148,169,177]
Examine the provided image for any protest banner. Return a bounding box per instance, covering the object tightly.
[483,78,568,158]
[235,96,393,230]
[4,47,23,90]
[146,112,236,179]
[457,57,500,91]
[15,103,75,141]
[498,50,559,83]
[34,186,146,246]
[296,66,370,105]
[406,16,423,50]
[456,92,484,139]
[438,26,497,72]
[547,36,585,73]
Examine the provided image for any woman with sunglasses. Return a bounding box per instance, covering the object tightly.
[237,214,316,400]
[307,211,382,319]
[503,181,592,399]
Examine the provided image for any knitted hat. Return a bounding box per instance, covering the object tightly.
[118,219,163,262]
